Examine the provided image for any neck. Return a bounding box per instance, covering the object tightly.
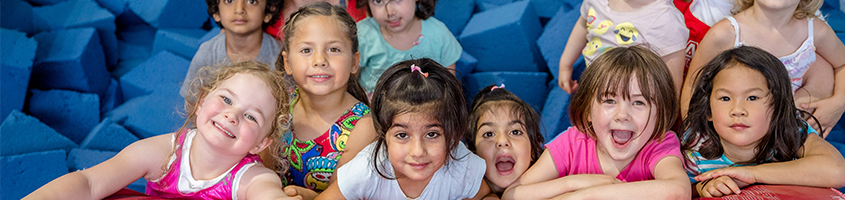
[296,87,353,115]
[188,131,246,180]
[485,179,505,195]
[595,143,635,176]
[746,4,798,29]
[720,140,758,163]
[224,30,264,62]
[395,169,434,198]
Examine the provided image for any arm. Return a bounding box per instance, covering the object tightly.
[680,20,736,118]
[553,156,691,200]
[695,134,845,188]
[24,134,171,199]
[501,150,619,199]
[447,63,457,75]
[662,50,686,98]
[241,166,300,200]
[558,17,588,94]
[801,18,845,136]
[694,175,751,197]
[314,179,348,200]
[332,115,376,183]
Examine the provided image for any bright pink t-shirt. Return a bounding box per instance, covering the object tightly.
[546,127,682,182]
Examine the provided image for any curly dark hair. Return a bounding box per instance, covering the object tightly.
[356,0,437,20]
[205,0,284,30]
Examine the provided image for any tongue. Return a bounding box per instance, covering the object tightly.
[496,162,514,172]
[611,130,634,144]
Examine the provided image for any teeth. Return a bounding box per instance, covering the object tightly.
[311,75,329,78]
[214,122,235,138]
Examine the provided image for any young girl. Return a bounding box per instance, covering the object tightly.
[557,0,688,97]
[317,58,490,200]
[505,46,690,199]
[355,0,462,96]
[465,85,546,199]
[275,2,376,199]
[682,46,845,197]
[680,0,845,136]
[25,61,296,200]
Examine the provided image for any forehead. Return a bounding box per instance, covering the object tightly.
[392,111,438,126]
[216,73,278,117]
[478,102,520,123]
[600,73,643,97]
[290,15,349,43]
[712,65,768,90]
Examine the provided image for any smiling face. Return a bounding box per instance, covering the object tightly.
[368,0,418,34]
[709,65,772,157]
[282,15,359,97]
[386,111,447,183]
[195,73,277,156]
[590,75,657,165]
[214,0,273,36]
[473,104,533,191]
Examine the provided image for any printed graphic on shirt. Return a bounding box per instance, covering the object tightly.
[614,22,639,45]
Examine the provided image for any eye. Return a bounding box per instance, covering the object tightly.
[481,131,494,138]
[747,96,759,101]
[300,48,312,54]
[602,99,616,104]
[329,47,341,53]
[247,0,257,4]
[425,131,440,139]
[395,132,409,139]
[718,96,730,101]
[221,96,232,105]
[372,0,383,4]
[633,100,646,106]
[509,130,523,136]
[245,114,257,122]
[223,0,233,3]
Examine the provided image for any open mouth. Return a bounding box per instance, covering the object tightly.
[309,75,330,78]
[495,156,515,175]
[611,129,634,146]
[620,35,631,42]
[213,122,235,138]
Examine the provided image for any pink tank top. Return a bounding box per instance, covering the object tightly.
[146,129,262,200]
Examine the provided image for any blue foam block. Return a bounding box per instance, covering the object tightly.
[822,8,845,33]
[152,28,207,59]
[67,148,118,171]
[1,29,37,122]
[95,0,127,16]
[541,81,572,141]
[128,178,147,193]
[824,0,840,12]
[199,27,222,44]
[28,89,100,144]
[104,88,186,139]
[434,0,475,36]
[476,0,515,12]
[118,40,152,62]
[117,24,157,48]
[100,78,123,116]
[456,51,479,81]
[1,150,67,200]
[537,8,581,79]
[127,0,208,28]
[1,0,34,34]
[1,110,78,156]
[120,51,190,100]
[32,0,118,67]
[32,27,109,96]
[838,33,845,46]
[460,1,546,72]
[80,118,138,152]
[112,58,147,79]
[115,6,148,26]
[529,0,567,18]
[465,71,549,112]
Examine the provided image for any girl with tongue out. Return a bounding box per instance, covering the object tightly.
[465,84,546,199]
[503,46,691,200]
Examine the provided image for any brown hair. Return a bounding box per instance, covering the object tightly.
[356,0,437,20]
[569,46,678,142]
[733,0,821,19]
[466,85,545,165]
[179,61,290,174]
[205,0,284,30]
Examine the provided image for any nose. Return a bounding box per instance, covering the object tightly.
[384,1,395,16]
[408,138,426,158]
[730,101,747,117]
[312,50,327,68]
[495,133,511,148]
[613,104,632,122]
[234,0,245,14]
[224,109,239,125]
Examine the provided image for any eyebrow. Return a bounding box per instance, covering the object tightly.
[392,122,442,129]
[478,120,524,128]
[714,87,765,94]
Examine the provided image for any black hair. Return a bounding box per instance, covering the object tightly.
[205,0,284,30]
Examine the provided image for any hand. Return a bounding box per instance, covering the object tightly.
[801,96,845,137]
[557,75,579,94]
[697,176,745,197]
[694,167,757,186]
[283,185,298,197]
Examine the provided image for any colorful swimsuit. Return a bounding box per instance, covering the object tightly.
[281,102,370,192]
[727,16,816,92]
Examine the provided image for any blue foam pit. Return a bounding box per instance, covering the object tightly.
[529,0,567,18]
[822,8,845,33]
[32,27,109,97]
[537,8,580,79]
[128,178,147,193]
[434,0,475,36]
[152,28,207,59]
[464,71,549,113]
[26,0,65,5]
[1,0,34,34]
[95,0,127,16]
[476,0,515,12]
[127,0,208,28]
[199,27,222,44]
[1,150,67,200]
[1,29,37,122]
[116,7,147,26]
[117,24,157,49]
[112,58,147,79]
[101,78,123,115]
[80,118,138,152]
[28,89,100,144]
[32,0,118,67]
[118,40,152,61]
[67,148,118,171]
[823,0,840,12]
[541,81,572,141]
[1,110,78,156]
[119,51,190,100]
[460,1,546,72]
[456,51,479,82]
[104,88,186,139]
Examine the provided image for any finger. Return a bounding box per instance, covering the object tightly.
[571,82,579,92]
[283,187,298,196]
[725,178,742,195]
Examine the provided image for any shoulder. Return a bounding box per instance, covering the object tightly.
[703,19,736,43]
[357,17,380,34]
[337,142,380,198]
[123,133,174,179]
[261,33,282,51]
[421,17,451,35]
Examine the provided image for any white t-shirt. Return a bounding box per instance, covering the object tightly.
[337,141,486,200]
[690,0,735,26]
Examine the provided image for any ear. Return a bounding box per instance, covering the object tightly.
[213,12,222,23]
[282,51,293,75]
[195,96,206,116]
[249,136,273,154]
[264,12,273,23]
[351,52,360,73]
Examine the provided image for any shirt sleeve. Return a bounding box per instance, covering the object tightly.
[546,127,578,177]
[644,7,690,56]
[646,132,684,172]
[430,18,462,67]
[456,143,487,199]
[337,143,377,199]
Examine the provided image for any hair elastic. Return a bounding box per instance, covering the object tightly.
[410,64,428,77]
[491,83,505,91]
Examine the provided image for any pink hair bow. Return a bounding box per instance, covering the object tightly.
[410,64,428,77]
[491,83,505,91]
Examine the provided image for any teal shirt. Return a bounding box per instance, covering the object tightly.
[357,17,462,93]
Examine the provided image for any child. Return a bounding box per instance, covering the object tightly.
[505,46,690,199]
[465,84,546,199]
[557,0,688,97]
[180,0,284,98]
[680,0,845,136]
[265,0,367,40]
[317,58,490,200]
[25,61,297,200]
[355,0,462,96]
[682,46,845,197]
[274,2,375,200]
